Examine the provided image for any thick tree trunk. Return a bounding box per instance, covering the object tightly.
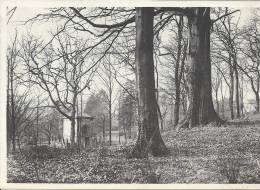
[179,8,222,128]
[70,98,76,145]
[130,8,168,158]
[70,118,75,145]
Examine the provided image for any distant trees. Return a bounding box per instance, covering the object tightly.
[7,33,19,151]
[240,14,260,113]
[212,8,242,119]
[41,108,62,145]
[159,16,188,127]
[85,90,108,142]
[118,80,136,140]
[7,33,37,151]
[7,91,34,151]
[96,56,117,146]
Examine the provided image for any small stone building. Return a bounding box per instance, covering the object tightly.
[62,113,94,147]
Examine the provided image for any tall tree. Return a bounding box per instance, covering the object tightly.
[212,8,242,119]
[20,34,96,145]
[130,8,168,158]
[7,33,19,151]
[159,16,188,127]
[178,8,227,128]
[240,15,260,113]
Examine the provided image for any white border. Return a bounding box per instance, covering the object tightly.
[2,0,260,8]
[1,0,260,189]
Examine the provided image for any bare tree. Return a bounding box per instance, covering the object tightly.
[20,33,96,145]
[7,32,19,151]
[212,8,242,119]
[158,16,188,127]
[240,15,260,113]
[96,55,118,146]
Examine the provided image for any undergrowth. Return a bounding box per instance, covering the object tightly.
[7,124,260,183]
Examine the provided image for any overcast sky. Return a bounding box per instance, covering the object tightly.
[5,7,259,111]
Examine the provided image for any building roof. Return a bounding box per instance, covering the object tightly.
[76,113,94,119]
[62,112,94,120]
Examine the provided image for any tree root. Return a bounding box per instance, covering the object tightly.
[176,112,226,130]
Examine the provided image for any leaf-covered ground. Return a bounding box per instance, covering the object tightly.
[7,122,260,183]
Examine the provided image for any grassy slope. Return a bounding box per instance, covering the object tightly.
[7,122,260,183]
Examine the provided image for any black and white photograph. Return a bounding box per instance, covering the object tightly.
[1,0,260,188]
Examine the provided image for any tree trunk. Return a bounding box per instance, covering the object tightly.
[179,8,222,128]
[220,79,225,117]
[173,17,184,127]
[102,117,106,142]
[182,97,187,116]
[130,8,168,158]
[256,94,260,113]
[174,86,180,126]
[234,59,240,118]
[256,75,260,113]
[35,96,40,147]
[10,64,16,151]
[70,97,76,145]
[123,123,127,143]
[129,114,132,139]
[215,87,220,114]
[70,118,75,145]
[108,61,112,146]
[229,57,234,119]
[109,93,112,146]
[240,76,244,116]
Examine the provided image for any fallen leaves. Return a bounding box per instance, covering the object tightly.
[7,124,260,183]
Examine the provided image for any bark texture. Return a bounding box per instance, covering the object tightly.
[179,8,223,128]
[130,8,168,158]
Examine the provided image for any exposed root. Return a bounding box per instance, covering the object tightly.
[128,136,169,159]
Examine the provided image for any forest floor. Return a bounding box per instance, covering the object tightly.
[7,114,260,183]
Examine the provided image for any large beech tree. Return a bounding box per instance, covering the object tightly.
[174,7,238,128]
[130,8,168,158]
[181,8,223,127]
